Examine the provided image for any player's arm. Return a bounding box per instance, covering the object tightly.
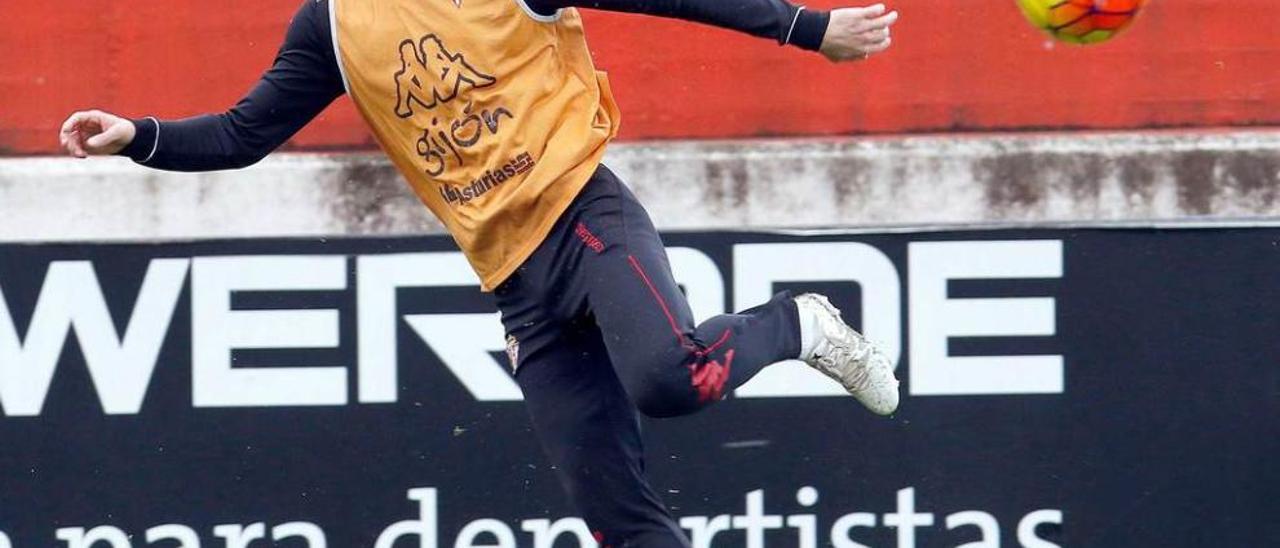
[527,0,897,61]
[58,0,344,171]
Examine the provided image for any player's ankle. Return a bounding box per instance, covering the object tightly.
[794,294,825,360]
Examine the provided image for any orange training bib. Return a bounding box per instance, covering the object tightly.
[332,0,620,289]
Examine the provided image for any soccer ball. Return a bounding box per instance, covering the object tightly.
[1015,0,1148,45]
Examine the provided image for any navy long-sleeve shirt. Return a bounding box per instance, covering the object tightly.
[119,0,830,171]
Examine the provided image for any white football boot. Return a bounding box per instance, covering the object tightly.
[794,293,900,415]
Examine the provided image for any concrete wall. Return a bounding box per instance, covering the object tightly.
[2,130,1279,243]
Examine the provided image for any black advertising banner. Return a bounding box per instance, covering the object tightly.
[0,228,1276,547]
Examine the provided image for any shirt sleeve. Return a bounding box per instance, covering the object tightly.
[525,0,830,51]
[117,0,345,172]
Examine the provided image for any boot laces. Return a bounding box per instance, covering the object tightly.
[815,329,874,392]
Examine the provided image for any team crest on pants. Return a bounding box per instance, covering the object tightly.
[505,335,520,374]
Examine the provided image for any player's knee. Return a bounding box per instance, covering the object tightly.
[628,372,699,419]
[634,394,695,419]
[634,397,689,419]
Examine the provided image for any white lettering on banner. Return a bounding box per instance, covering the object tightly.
[454,520,516,548]
[0,238,1067,416]
[146,524,200,547]
[831,512,876,548]
[375,488,438,548]
[213,523,266,548]
[1017,510,1064,548]
[947,510,1001,548]
[679,515,732,548]
[191,256,348,407]
[37,487,1060,547]
[883,487,935,548]
[272,522,328,547]
[0,259,187,417]
[56,526,131,548]
[908,241,1064,395]
[733,243,902,398]
[519,518,594,548]
[404,313,521,401]
[732,489,785,548]
[357,252,480,404]
[57,521,330,548]
[789,486,820,548]
[367,485,1062,548]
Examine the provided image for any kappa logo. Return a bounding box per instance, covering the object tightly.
[394,35,495,118]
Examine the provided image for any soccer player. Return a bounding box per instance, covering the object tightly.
[59,0,900,544]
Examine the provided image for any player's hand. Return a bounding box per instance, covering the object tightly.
[59,110,136,158]
[820,4,899,63]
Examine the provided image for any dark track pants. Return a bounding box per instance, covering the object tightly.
[496,166,801,547]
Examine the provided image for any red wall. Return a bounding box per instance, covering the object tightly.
[2,0,1276,155]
